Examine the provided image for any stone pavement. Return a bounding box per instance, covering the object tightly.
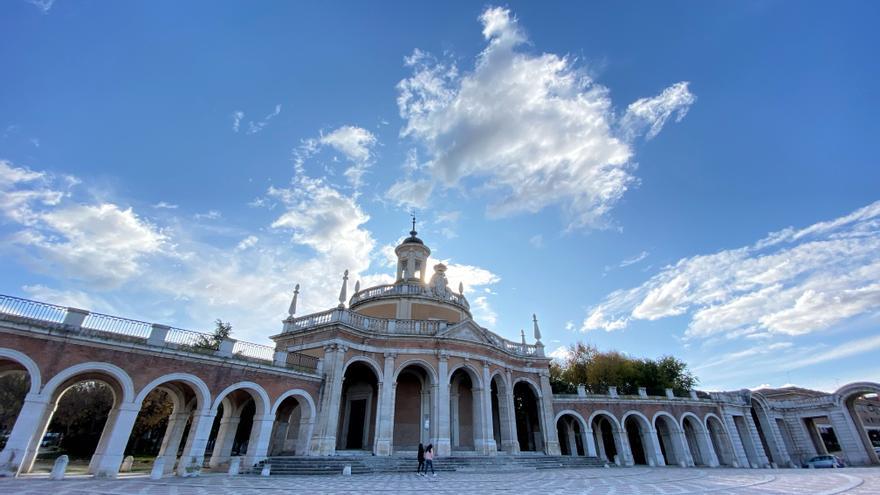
[1,467,879,495]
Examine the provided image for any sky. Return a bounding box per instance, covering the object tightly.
[2,1,879,393]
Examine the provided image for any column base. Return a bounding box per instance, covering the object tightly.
[375,439,392,456]
[176,455,204,477]
[502,440,520,454]
[544,440,561,456]
[310,437,338,456]
[435,438,451,457]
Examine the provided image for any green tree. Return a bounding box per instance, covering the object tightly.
[188,319,232,352]
[0,373,29,448]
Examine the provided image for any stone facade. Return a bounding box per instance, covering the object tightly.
[0,230,877,478]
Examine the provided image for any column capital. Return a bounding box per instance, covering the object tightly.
[482,360,490,370]
[383,352,397,359]
[437,351,449,361]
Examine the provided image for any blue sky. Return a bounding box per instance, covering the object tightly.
[2,1,879,392]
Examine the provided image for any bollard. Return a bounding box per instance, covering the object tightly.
[603,462,610,468]
[261,464,271,477]
[50,455,69,481]
[228,457,241,476]
[679,460,687,468]
[614,455,621,466]
[150,458,165,480]
[120,455,134,472]
[342,464,352,476]
[648,459,655,467]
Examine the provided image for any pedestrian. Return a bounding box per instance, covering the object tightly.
[423,443,435,477]
[417,443,425,476]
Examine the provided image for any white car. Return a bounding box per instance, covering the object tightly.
[802,455,845,468]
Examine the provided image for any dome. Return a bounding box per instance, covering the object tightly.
[402,230,424,244]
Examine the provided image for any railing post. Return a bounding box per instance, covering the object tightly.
[638,387,647,398]
[387,320,396,333]
[689,390,699,400]
[535,342,545,357]
[147,324,170,346]
[62,307,89,329]
[282,316,296,333]
[608,386,618,398]
[217,338,236,358]
[273,350,287,367]
[665,388,675,399]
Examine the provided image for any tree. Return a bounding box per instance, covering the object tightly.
[0,373,29,448]
[549,341,698,396]
[187,319,232,352]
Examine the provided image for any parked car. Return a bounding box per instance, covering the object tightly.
[802,455,845,468]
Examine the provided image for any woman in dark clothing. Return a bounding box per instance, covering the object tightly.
[417,443,425,476]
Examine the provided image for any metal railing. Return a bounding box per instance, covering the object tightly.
[0,294,67,324]
[349,282,470,310]
[232,340,275,363]
[81,312,152,340]
[165,327,217,349]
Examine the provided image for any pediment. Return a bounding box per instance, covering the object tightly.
[438,320,494,344]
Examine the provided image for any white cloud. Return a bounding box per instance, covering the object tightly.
[152,201,178,209]
[396,6,694,230]
[619,250,649,268]
[22,284,116,314]
[549,345,572,362]
[194,210,221,220]
[529,234,544,249]
[234,104,282,135]
[471,295,498,328]
[620,82,696,140]
[436,211,460,224]
[235,235,258,251]
[386,179,433,209]
[232,111,244,133]
[320,125,376,164]
[583,201,880,341]
[27,0,55,14]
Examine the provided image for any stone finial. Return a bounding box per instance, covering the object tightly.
[459,281,464,295]
[338,269,349,308]
[287,284,300,317]
[354,280,360,294]
[532,313,542,343]
[520,329,526,345]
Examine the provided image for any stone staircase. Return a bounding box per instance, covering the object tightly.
[251,453,605,476]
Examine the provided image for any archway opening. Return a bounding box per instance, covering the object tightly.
[624,416,648,465]
[556,415,585,456]
[706,415,734,466]
[207,388,262,469]
[733,414,761,467]
[270,395,311,456]
[0,360,31,452]
[450,368,476,451]
[842,389,880,465]
[28,373,124,475]
[654,415,682,466]
[750,399,778,465]
[394,364,432,450]
[682,416,706,466]
[337,362,378,451]
[591,415,619,463]
[513,381,542,452]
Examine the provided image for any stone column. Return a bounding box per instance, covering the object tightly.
[538,372,561,455]
[176,409,218,476]
[676,428,695,466]
[93,403,142,477]
[243,414,275,467]
[480,362,497,455]
[0,394,50,475]
[450,388,460,448]
[157,411,190,473]
[310,344,347,455]
[208,415,241,468]
[743,413,770,467]
[434,353,451,456]
[700,427,720,467]
[618,427,634,466]
[829,409,872,466]
[503,368,520,453]
[566,421,578,456]
[374,353,396,456]
[583,426,598,457]
[645,427,665,466]
[723,412,751,468]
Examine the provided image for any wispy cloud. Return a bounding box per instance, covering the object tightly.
[583,201,880,339]
[152,201,178,209]
[232,105,282,135]
[26,0,55,14]
[194,210,221,220]
[619,250,649,268]
[396,6,694,230]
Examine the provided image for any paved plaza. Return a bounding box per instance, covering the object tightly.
[1,467,879,495]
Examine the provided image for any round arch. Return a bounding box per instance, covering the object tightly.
[271,389,317,417]
[703,413,728,434]
[134,373,211,410]
[833,381,880,404]
[0,348,41,394]
[588,410,622,431]
[40,361,135,404]
[343,355,384,382]
[832,381,880,465]
[652,411,682,431]
[512,376,542,397]
[210,381,271,416]
[392,358,438,385]
[448,362,484,388]
[621,410,653,429]
[680,412,704,431]
[554,409,590,431]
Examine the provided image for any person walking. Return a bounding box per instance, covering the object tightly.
[423,443,436,477]
[417,443,425,476]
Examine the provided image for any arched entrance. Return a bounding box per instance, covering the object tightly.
[269,393,314,456]
[750,397,786,466]
[555,413,587,456]
[681,414,714,466]
[513,381,543,452]
[337,362,379,451]
[706,414,735,466]
[623,413,657,466]
[393,364,433,450]
[590,412,622,464]
[449,367,485,452]
[0,350,37,473]
[490,374,517,452]
[206,382,271,470]
[654,413,686,466]
[836,382,880,465]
